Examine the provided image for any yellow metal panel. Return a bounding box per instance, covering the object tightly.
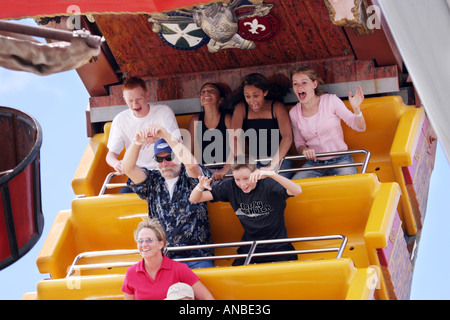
[343,96,425,235]
[35,175,400,299]
[36,274,126,300]
[343,96,405,156]
[36,210,74,278]
[388,106,424,236]
[33,96,424,300]
[21,292,37,300]
[345,266,380,300]
[176,114,193,131]
[390,107,425,167]
[38,173,400,277]
[364,183,401,249]
[70,194,148,251]
[195,259,354,300]
[32,258,377,300]
[71,133,109,196]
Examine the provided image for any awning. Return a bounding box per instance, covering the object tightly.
[0,0,228,75]
[0,0,222,20]
[378,0,450,162]
[0,33,100,75]
[0,21,101,75]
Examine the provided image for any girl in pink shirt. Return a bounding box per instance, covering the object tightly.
[289,67,366,179]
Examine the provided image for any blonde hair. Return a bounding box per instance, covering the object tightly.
[290,67,326,96]
[134,217,166,252]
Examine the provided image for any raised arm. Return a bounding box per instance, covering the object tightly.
[121,131,150,184]
[187,114,201,162]
[251,169,302,197]
[211,113,233,181]
[348,86,366,131]
[264,101,293,170]
[106,150,124,174]
[230,102,247,157]
[190,175,214,204]
[145,124,202,178]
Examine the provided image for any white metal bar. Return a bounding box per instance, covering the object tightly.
[66,235,347,277]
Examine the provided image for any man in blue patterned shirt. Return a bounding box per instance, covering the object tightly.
[122,124,213,269]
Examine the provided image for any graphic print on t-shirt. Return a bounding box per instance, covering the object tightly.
[235,201,272,218]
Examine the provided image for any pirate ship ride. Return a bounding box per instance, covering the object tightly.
[1,0,448,300]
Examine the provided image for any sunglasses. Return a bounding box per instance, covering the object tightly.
[155,154,174,163]
[136,238,155,245]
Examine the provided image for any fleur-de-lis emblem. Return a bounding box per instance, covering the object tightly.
[243,18,266,35]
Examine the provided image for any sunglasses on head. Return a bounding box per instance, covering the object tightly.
[155,154,174,163]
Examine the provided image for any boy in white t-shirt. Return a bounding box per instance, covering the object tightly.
[106,76,180,173]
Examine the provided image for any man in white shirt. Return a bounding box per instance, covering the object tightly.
[106,76,180,173]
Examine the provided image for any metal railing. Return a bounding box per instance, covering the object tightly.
[279,149,370,175]
[66,235,347,277]
[204,148,370,178]
[98,149,370,195]
[99,172,127,195]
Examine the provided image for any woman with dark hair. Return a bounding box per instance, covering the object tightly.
[230,73,293,177]
[188,82,233,180]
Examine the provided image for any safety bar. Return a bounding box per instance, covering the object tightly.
[204,149,370,177]
[279,149,371,175]
[99,172,127,195]
[66,235,347,277]
[98,149,369,195]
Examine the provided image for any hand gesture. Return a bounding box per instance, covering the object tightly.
[197,175,213,191]
[259,162,277,172]
[146,124,165,138]
[249,169,275,182]
[134,125,164,148]
[349,86,364,111]
[113,160,124,174]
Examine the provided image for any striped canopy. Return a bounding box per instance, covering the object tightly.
[0,0,220,20]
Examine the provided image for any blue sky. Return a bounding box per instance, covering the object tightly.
[0,41,449,301]
[0,68,90,299]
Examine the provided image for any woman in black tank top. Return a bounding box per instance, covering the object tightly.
[188,83,232,180]
[230,73,294,178]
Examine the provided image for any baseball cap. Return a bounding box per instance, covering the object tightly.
[165,282,194,300]
[154,138,172,156]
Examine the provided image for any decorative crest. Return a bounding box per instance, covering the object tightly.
[148,0,279,52]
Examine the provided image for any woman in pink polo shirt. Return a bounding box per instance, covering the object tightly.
[121,218,214,300]
[289,67,366,179]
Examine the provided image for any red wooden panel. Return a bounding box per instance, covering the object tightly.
[9,165,35,249]
[0,192,11,262]
[93,0,354,80]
